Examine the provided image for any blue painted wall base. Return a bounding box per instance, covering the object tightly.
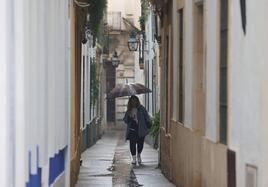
[26,147,67,187]
[49,148,66,185]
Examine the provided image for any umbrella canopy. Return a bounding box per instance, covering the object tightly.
[107,83,152,99]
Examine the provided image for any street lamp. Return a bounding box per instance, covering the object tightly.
[127,30,145,69]
[127,31,139,51]
[103,51,120,68]
[111,51,120,68]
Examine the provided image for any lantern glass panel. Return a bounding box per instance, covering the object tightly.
[128,37,138,51]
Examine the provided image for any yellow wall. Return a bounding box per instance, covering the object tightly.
[169,121,227,187]
[70,3,82,186]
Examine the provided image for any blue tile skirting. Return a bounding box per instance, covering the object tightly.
[26,146,67,187]
[49,148,66,185]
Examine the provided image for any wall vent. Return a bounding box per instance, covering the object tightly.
[246,164,257,187]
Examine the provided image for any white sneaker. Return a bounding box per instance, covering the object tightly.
[137,154,142,164]
[132,155,136,165]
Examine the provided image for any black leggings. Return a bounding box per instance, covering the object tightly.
[129,136,145,156]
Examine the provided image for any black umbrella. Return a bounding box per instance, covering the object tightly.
[107,83,152,99]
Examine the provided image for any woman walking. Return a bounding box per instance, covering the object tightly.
[123,95,151,165]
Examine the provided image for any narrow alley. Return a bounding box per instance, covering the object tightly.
[1,0,268,187]
[76,129,175,187]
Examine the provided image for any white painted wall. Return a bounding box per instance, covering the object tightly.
[0,1,9,186]
[144,10,158,115]
[183,0,193,128]
[229,0,268,186]
[171,0,220,140]
[205,0,220,142]
[168,0,268,186]
[0,0,71,186]
[134,50,145,105]
[171,0,219,141]
[172,0,193,127]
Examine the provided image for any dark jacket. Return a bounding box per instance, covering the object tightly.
[123,105,150,140]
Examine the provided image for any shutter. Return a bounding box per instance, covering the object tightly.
[220,0,228,144]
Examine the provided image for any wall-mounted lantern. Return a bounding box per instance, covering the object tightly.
[111,51,120,68]
[103,51,120,68]
[127,30,145,69]
[127,31,139,51]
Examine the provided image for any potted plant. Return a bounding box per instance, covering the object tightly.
[149,111,160,149]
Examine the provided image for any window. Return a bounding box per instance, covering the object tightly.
[240,0,247,34]
[178,9,184,123]
[165,35,169,131]
[220,0,228,144]
[108,11,122,30]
